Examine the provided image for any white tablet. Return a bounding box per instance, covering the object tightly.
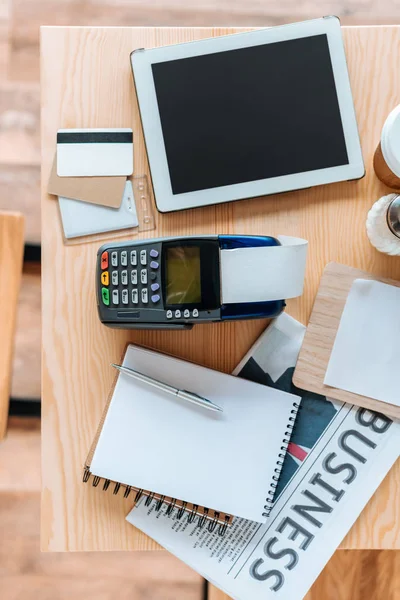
[131,17,364,213]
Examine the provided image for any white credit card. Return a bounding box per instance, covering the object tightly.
[59,180,138,239]
[57,128,133,177]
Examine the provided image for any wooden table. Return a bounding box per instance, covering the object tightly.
[41,26,400,555]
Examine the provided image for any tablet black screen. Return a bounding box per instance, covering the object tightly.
[151,34,349,195]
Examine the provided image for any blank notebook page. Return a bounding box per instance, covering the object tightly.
[90,345,300,522]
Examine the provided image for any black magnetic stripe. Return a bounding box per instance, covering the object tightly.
[57,131,133,144]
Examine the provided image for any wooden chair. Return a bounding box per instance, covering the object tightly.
[0,211,25,440]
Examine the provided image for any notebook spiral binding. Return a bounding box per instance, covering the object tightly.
[262,401,302,517]
[83,468,231,536]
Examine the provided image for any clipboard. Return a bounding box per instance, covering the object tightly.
[293,262,400,419]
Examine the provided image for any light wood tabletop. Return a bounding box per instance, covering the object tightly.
[41,26,400,553]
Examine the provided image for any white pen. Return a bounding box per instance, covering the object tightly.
[111,364,223,413]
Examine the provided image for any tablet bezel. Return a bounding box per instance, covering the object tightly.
[131,17,364,213]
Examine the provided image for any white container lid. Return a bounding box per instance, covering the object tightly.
[381,104,400,177]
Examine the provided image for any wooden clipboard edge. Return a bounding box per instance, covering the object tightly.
[293,262,400,420]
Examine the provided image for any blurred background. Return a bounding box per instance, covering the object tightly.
[1,1,400,599]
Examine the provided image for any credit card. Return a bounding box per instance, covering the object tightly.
[57,128,133,177]
[48,153,126,208]
[59,180,138,239]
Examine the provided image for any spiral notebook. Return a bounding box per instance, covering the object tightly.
[84,344,300,530]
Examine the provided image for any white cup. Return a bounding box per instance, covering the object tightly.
[374,105,400,189]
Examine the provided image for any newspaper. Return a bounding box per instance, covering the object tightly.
[127,313,400,600]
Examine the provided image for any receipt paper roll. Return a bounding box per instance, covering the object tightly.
[220,236,308,304]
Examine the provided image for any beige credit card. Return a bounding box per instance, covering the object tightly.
[48,154,126,208]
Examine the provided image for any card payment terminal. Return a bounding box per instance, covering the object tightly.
[96,235,308,330]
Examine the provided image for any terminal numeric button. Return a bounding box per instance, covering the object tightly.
[121,251,128,266]
[112,271,118,285]
[101,251,108,270]
[111,251,118,267]
[166,310,173,319]
[101,287,110,305]
[150,260,159,269]
[112,290,119,305]
[141,288,148,304]
[121,270,128,285]
[192,309,199,317]
[101,271,109,286]
[141,269,148,284]
[183,309,190,318]
[140,250,147,265]
[131,270,137,285]
[130,250,137,266]
[132,289,138,304]
[174,309,181,318]
[122,289,129,304]
[150,249,159,258]
[151,294,160,303]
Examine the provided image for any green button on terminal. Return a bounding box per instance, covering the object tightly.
[101,287,110,306]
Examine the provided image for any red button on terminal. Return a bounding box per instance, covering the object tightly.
[101,251,108,270]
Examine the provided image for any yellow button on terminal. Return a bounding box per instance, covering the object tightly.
[101,271,109,286]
